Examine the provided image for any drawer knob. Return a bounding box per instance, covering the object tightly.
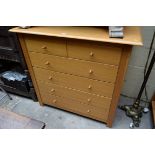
[45,61,50,65]
[51,89,55,92]
[89,69,93,74]
[53,99,57,103]
[89,52,94,57]
[48,76,52,80]
[88,85,92,89]
[42,46,47,49]
[87,110,90,113]
[87,99,91,102]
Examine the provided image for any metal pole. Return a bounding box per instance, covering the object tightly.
[119,31,155,128]
[135,49,155,103]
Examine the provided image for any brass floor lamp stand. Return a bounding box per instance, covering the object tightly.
[119,101,143,127]
[119,31,155,128]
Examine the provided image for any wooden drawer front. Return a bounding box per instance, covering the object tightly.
[29,52,118,83]
[37,81,111,109]
[41,93,109,122]
[24,35,67,57]
[43,94,109,122]
[33,67,114,98]
[67,40,122,65]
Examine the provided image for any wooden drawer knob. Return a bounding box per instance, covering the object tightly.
[87,110,90,113]
[45,61,50,65]
[51,89,55,92]
[48,76,52,80]
[42,46,47,49]
[87,99,91,102]
[89,52,94,57]
[88,85,92,89]
[89,69,93,74]
[53,99,57,103]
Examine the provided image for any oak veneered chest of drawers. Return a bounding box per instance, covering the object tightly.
[10,27,142,127]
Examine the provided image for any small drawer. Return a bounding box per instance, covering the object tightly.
[24,35,67,57]
[29,52,118,83]
[37,80,111,109]
[33,67,114,98]
[40,89,110,122]
[67,40,122,65]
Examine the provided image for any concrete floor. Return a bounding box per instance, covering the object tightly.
[0,92,153,129]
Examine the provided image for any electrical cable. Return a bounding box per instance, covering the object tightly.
[144,31,155,107]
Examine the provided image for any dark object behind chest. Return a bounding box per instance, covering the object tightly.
[0,26,37,101]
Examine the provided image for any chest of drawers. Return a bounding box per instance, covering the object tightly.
[10,27,142,127]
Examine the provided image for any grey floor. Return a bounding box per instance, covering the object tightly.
[0,92,153,129]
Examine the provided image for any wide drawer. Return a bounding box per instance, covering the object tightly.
[33,67,114,98]
[24,35,67,57]
[37,80,111,109]
[67,40,122,65]
[29,52,118,83]
[42,93,109,122]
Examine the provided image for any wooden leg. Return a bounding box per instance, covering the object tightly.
[107,46,132,127]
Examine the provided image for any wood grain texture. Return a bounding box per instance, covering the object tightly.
[33,67,114,98]
[11,28,141,127]
[18,34,43,105]
[152,101,155,125]
[29,52,118,83]
[25,34,67,57]
[67,39,122,65]
[40,91,109,122]
[107,46,132,127]
[10,27,143,46]
[152,93,155,125]
[152,93,155,101]
[37,80,111,109]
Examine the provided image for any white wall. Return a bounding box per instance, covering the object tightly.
[121,26,155,101]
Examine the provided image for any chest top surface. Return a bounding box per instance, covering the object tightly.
[10,26,143,46]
